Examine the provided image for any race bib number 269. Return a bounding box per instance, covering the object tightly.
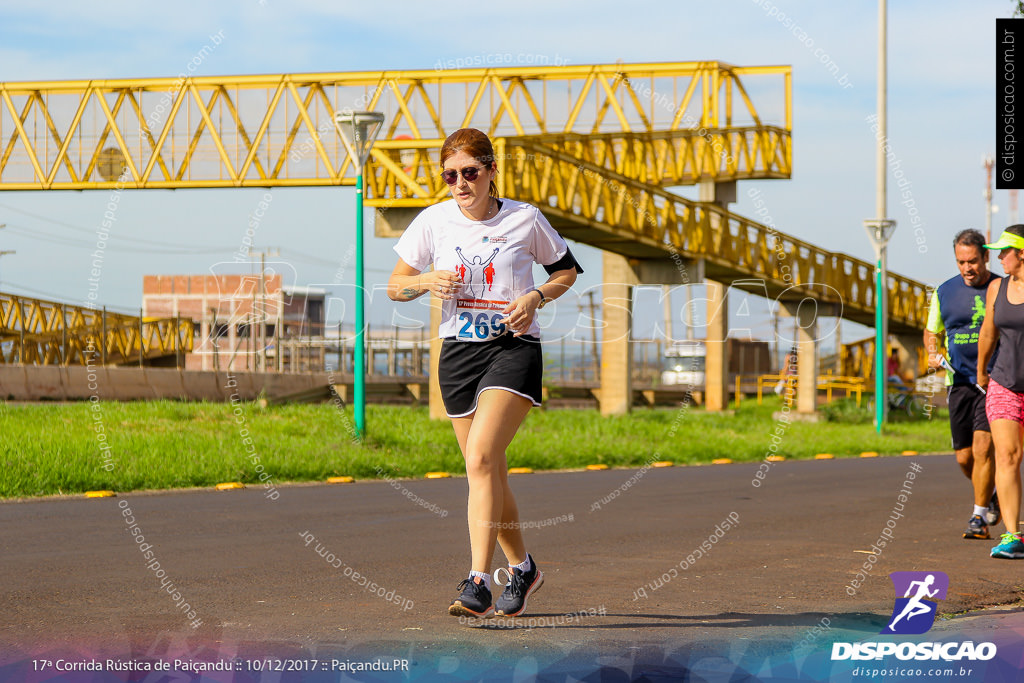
[455,300,508,340]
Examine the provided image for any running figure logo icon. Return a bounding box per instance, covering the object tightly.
[881,571,948,635]
[454,246,499,298]
[970,295,985,329]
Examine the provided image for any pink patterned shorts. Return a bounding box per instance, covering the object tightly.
[986,379,1024,425]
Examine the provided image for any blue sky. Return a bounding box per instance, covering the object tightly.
[0,0,1015,348]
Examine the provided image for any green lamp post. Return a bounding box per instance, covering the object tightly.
[333,110,385,439]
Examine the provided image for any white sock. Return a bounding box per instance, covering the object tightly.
[974,505,989,518]
[469,570,491,590]
[513,555,532,573]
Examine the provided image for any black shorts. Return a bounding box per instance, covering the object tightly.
[948,383,990,450]
[438,334,543,418]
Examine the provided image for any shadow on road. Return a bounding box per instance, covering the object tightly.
[460,610,886,633]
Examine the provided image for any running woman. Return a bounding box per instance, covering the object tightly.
[387,128,580,616]
[923,229,999,540]
[977,226,1024,558]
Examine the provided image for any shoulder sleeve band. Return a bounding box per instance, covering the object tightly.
[543,246,584,274]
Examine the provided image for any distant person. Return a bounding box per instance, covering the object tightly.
[925,229,999,540]
[977,226,1024,558]
[774,347,797,397]
[387,128,580,615]
[886,348,900,379]
[886,349,906,389]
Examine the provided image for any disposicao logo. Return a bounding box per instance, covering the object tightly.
[831,571,996,662]
[882,571,947,635]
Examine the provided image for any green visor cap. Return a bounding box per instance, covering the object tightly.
[984,231,1024,250]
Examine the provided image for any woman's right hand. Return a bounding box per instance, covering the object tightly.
[977,370,990,390]
[422,270,463,300]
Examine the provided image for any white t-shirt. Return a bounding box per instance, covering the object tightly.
[394,198,569,341]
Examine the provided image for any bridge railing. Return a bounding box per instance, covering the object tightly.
[0,293,193,365]
[496,138,928,331]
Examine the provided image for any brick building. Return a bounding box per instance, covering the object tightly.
[142,274,325,371]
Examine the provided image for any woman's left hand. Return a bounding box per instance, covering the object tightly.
[500,293,540,336]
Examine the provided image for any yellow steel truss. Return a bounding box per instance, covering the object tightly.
[0,62,789,190]
[0,293,193,366]
[365,126,791,206]
[0,61,927,341]
[497,139,926,333]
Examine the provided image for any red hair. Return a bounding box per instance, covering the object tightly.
[440,128,498,197]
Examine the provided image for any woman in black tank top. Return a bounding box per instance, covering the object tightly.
[978,226,1024,558]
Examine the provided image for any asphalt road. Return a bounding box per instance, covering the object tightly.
[3,454,1023,680]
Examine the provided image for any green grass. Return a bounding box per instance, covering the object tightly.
[0,397,952,499]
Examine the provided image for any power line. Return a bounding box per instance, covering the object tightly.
[0,202,235,250]
[1,281,138,314]
[279,248,393,274]
[1,223,232,254]
[0,212,394,268]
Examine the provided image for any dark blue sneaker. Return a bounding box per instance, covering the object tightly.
[494,554,544,617]
[448,576,493,617]
[963,514,989,540]
[987,493,1001,527]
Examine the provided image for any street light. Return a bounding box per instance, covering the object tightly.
[865,219,896,432]
[866,0,894,433]
[333,110,385,439]
[984,155,999,268]
[984,155,995,245]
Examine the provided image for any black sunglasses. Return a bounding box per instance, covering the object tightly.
[440,165,487,185]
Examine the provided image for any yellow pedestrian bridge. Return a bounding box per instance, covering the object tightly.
[0,62,927,412]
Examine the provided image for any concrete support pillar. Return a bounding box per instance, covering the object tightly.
[387,338,397,376]
[699,180,737,208]
[375,207,424,237]
[412,339,423,375]
[705,280,729,411]
[891,333,924,382]
[600,252,638,415]
[698,181,735,413]
[781,300,819,414]
[200,316,212,372]
[428,292,448,421]
[228,301,238,373]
